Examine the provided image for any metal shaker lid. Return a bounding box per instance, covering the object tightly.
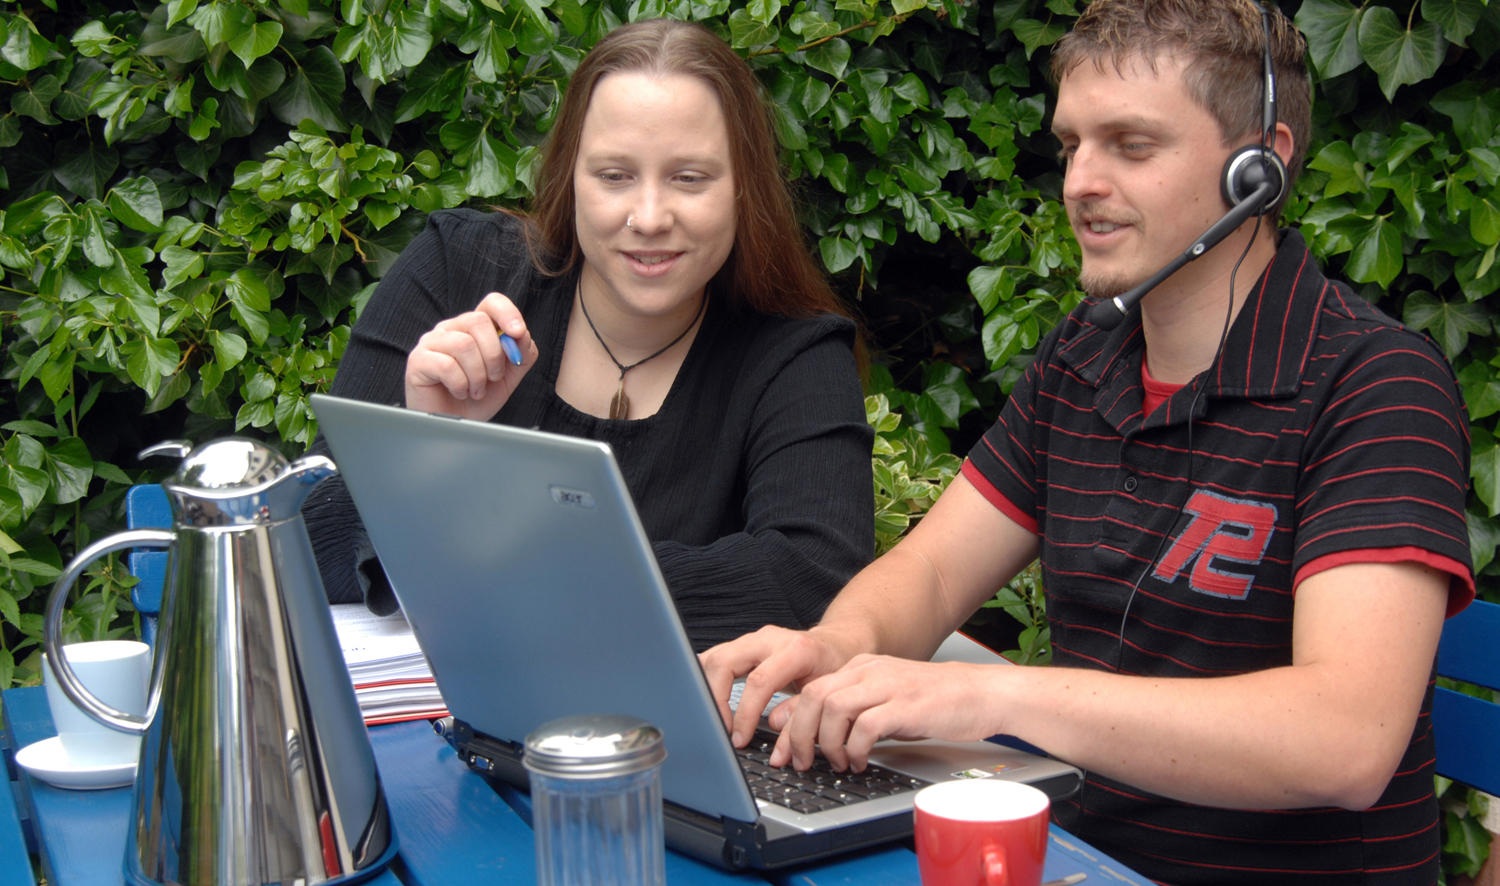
[523,714,666,779]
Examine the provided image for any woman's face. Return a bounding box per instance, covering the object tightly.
[573,72,736,322]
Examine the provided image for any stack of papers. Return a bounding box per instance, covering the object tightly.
[331,603,449,725]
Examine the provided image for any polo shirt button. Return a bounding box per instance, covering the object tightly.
[1123,476,1138,493]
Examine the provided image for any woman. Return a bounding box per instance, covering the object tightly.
[304,19,874,650]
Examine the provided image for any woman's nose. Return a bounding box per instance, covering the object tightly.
[627,184,673,235]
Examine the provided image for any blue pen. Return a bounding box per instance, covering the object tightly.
[498,332,523,366]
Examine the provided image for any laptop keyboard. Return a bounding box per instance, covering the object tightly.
[736,730,929,815]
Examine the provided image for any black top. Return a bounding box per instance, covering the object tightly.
[966,231,1471,884]
[304,209,874,650]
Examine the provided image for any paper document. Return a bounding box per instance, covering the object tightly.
[332,604,448,725]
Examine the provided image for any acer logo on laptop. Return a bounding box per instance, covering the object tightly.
[550,487,596,509]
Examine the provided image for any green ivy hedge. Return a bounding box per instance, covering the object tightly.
[2,0,1499,874]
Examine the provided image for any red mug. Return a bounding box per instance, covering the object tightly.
[914,779,1050,886]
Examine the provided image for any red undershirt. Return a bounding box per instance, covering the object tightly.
[960,363,1474,616]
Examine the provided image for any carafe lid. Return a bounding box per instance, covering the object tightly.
[163,439,287,490]
[142,438,336,526]
[523,714,666,779]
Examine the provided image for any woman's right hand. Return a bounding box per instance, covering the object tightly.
[404,292,539,421]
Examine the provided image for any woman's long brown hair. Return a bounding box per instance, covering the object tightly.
[524,19,858,340]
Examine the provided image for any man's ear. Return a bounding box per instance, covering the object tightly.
[1272,121,1295,170]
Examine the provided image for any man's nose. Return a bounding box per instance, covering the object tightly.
[1061,144,1112,205]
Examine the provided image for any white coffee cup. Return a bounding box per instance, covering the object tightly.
[42,640,150,768]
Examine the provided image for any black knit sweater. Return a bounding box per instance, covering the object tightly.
[302,209,874,650]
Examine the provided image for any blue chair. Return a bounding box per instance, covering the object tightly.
[124,485,171,646]
[1434,598,1500,796]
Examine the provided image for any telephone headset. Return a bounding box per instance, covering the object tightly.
[1107,4,1283,672]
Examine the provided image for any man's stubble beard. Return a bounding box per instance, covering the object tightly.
[1069,202,1147,300]
[1078,267,1136,300]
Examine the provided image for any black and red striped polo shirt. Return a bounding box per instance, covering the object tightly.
[964,230,1473,885]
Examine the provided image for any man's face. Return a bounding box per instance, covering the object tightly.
[1052,55,1234,299]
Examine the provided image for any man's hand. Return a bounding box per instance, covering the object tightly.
[404,291,538,420]
[698,625,863,748]
[766,656,1007,772]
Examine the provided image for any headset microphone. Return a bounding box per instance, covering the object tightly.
[1087,178,1277,331]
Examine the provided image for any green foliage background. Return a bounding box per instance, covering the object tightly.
[1,0,1499,874]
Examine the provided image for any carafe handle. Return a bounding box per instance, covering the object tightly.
[44,529,176,735]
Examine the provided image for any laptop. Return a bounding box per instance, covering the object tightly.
[309,394,1082,870]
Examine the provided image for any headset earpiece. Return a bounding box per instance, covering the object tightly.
[1220,144,1287,213]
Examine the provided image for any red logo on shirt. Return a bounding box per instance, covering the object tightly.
[1152,490,1279,600]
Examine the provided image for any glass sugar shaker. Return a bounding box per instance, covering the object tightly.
[524,714,667,886]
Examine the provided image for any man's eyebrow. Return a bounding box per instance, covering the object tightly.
[1051,114,1168,137]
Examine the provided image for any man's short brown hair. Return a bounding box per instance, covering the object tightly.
[1050,0,1311,217]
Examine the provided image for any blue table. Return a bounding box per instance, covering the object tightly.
[1,685,1150,886]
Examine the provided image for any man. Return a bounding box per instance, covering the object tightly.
[700,1,1474,882]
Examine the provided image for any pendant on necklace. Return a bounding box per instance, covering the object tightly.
[609,376,630,420]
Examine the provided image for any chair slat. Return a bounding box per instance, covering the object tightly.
[1434,686,1500,797]
[1437,599,1500,691]
[125,485,170,643]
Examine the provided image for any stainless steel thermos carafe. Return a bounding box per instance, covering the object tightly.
[44,438,395,886]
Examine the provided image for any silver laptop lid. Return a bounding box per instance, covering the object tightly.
[310,394,759,823]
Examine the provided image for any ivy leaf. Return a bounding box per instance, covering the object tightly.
[1470,148,1500,187]
[167,0,200,28]
[225,268,271,312]
[728,9,778,48]
[1404,291,1491,360]
[803,38,850,78]
[1342,214,1403,287]
[1458,359,1500,420]
[1431,82,1499,151]
[1422,0,1484,46]
[37,351,74,402]
[3,15,54,71]
[451,125,515,198]
[392,10,432,68]
[916,362,979,428]
[11,73,60,124]
[70,21,113,57]
[823,153,850,192]
[271,46,347,133]
[790,12,840,41]
[227,20,282,68]
[748,0,782,24]
[1468,508,1500,573]
[42,438,93,505]
[187,0,253,48]
[234,304,270,344]
[1011,19,1066,59]
[144,370,191,414]
[286,241,355,284]
[211,329,247,369]
[968,265,1014,313]
[102,255,156,317]
[160,245,204,289]
[1295,0,1366,78]
[515,0,554,30]
[1472,197,1500,246]
[819,236,858,273]
[106,176,164,232]
[1357,6,1446,102]
[53,141,120,201]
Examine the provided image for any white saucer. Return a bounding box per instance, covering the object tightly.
[15,736,136,790]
